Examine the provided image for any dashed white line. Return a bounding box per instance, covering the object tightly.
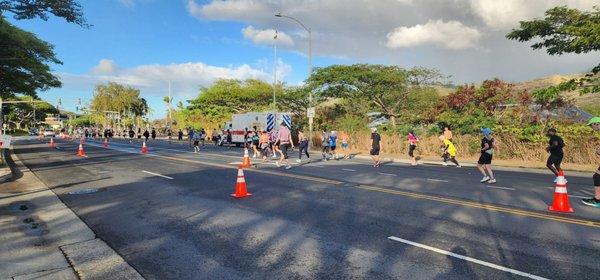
[388,236,548,280]
[378,172,397,177]
[486,185,515,190]
[342,168,356,172]
[141,170,174,180]
[427,178,449,183]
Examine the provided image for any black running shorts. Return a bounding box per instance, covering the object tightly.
[478,152,492,165]
[547,154,563,166]
[370,147,380,156]
[279,143,290,159]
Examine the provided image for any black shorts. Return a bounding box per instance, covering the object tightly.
[193,140,199,146]
[370,147,380,156]
[547,154,563,166]
[408,144,416,157]
[594,173,600,186]
[478,152,493,165]
[330,145,337,151]
[279,143,290,159]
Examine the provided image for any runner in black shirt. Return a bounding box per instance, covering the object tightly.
[370,127,382,167]
[545,128,564,177]
[477,128,497,183]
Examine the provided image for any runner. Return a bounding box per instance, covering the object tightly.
[251,131,260,158]
[211,129,219,146]
[297,130,310,163]
[226,130,232,148]
[137,128,142,140]
[320,129,330,161]
[187,128,193,147]
[259,130,270,162]
[269,129,280,158]
[167,129,172,144]
[545,128,564,178]
[200,128,207,148]
[143,129,150,142]
[370,127,382,167]
[128,128,135,143]
[151,128,156,141]
[407,130,419,166]
[477,128,497,183]
[440,135,461,167]
[178,129,183,141]
[276,122,294,169]
[582,117,600,208]
[340,131,350,159]
[329,131,338,160]
[192,130,200,153]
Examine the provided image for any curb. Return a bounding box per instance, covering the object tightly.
[8,145,145,280]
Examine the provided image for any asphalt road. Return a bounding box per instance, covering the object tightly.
[11,136,600,279]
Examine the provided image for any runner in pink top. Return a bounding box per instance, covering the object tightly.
[277,123,294,169]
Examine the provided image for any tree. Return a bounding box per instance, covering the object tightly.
[90,82,148,127]
[3,96,57,129]
[0,0,88,27]
[507,6,599,94]
[0,17,61,99]
[307,64,442,126]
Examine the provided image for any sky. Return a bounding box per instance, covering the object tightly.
[6,0,600,119]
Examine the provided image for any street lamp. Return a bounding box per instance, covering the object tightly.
[275,12,314,138]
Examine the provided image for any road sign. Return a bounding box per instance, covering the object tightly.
[0,134,12,149]
[307,107,315,118]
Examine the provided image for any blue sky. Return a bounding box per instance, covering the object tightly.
[7,0,599,119]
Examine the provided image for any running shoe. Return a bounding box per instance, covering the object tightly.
[442,162,448,166]
[456,165,462,168]
[275,161,280,167]
[487,178,497,184]
[480,176,490,183]
[285,165,292,170]
[296,159,302,163]
[582,198,600,208]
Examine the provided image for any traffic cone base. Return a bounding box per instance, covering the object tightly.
[241,148,252,168]
[77,143,86,157]
[49,138,56,149]
[231,166,251,198]
[548,171,574,213]
[141,141,148,153]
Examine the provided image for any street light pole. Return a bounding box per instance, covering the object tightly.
[275,12,314,140]
[273,30,278,112]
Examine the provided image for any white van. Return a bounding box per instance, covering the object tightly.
[222,112,292,146]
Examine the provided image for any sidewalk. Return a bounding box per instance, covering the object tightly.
[0,148,144,280]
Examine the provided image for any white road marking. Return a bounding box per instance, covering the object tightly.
[427,178,448,183]
[141,170,173,180]
[342,168,356,172]
[569,194,588,199]
[312,165,325,168]
[486,185,515,190]
[378,172,397,177]
[388,236,549,280]
[98,171,111,174]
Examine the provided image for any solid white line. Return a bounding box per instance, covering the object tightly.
[387,236,548,280]
[378,172,397,177]
[141,170,174,180]
[486,185,515,190]
[427,178,449,183]
[569,195,588,199]
[342,168,356,172]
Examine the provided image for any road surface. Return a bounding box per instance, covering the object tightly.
[10,136,600,279]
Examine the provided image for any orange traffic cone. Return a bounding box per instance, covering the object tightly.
[231,166,252,198]
[548,171,573,213]
[103,138,109,148]
[77,143,86,157]
[49,138,56,149]
[241,148,252,168]
[141,141,148,154]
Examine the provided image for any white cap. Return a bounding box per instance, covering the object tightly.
[371,127,377,132]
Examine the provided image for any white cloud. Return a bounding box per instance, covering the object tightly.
[242,26,294,46]
[386,20,482,50]
[62,59,292,98]
[119,0,135,7]
[469,0,599,29]
[91,59,118,75]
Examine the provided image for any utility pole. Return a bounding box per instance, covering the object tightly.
[273,30,278,112]
[168,80,172,128]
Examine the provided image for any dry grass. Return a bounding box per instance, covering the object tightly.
[327,132,600,172]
